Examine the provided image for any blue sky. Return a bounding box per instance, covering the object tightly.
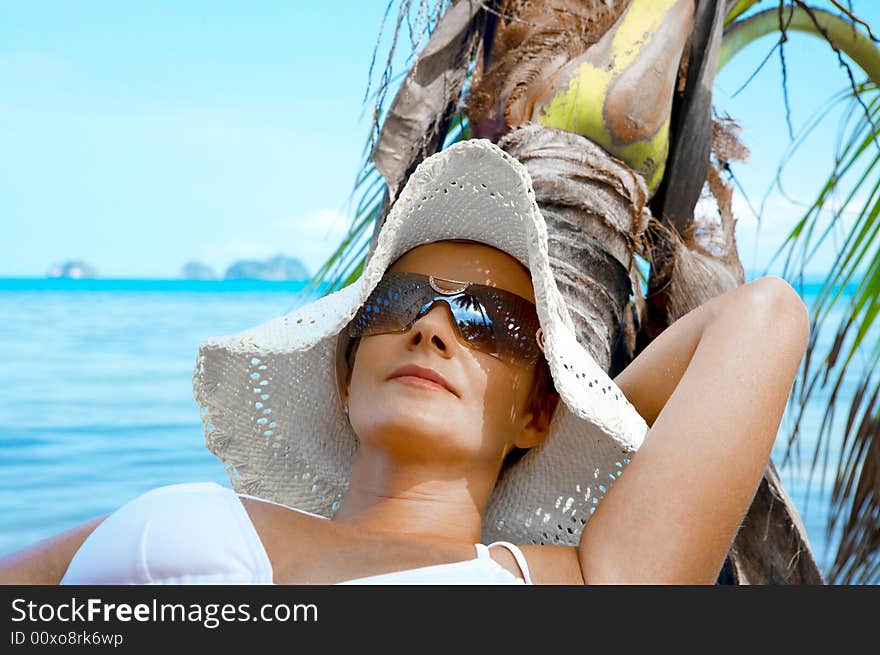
[1,1,878,279]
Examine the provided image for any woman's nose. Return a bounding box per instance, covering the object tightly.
[407,301,459,355]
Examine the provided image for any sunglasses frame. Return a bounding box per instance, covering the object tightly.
[348,271,546,367]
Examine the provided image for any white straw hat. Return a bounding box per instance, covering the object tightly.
[192,138,649,546]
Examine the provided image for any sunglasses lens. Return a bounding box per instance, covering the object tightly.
[472,287,542,367]
[349,272,543,367]
[350,274,418,337]
[448,294,496,352]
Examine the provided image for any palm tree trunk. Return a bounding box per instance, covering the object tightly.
[497,123,647,374]
[730,459,825,583]
[497,121,824,584]
[367,0,825,583]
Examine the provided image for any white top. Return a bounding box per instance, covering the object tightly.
[59,482,533,585]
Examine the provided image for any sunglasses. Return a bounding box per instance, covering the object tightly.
[348,271,546,368]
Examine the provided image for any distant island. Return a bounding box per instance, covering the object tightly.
[44,255,309,281]
[223,254,309,281]
[47,259,98,279]
[178,260,218,280]
[177,255,309,280]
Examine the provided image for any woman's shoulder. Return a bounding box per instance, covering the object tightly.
[61,481,273,585]
[517,543,586,585]
[236,493,334,583]
[93,481,246,536]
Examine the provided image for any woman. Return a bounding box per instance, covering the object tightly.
[0,140,809,585]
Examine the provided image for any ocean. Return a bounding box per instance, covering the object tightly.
[0,276,866,582]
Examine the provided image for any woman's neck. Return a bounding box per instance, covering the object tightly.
[331,449,497,544]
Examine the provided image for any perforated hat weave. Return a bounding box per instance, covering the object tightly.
[192,138,649,546]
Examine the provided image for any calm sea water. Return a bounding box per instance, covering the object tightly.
[0,275,868,581]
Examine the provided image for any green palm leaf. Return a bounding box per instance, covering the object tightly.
[769,82,880,584]
[721,1,880,583]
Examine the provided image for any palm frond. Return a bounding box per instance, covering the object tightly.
[295,0,479,304]
[762,77,880,584]
[715,0,880,584]
[724,0,763,26]
[721,5,880,83]
[293,110,471,306]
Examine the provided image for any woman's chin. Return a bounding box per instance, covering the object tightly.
[358,404,461,438]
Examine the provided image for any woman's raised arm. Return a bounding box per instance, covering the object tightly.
[612,284,734,427]
[580,275,810,584]
[0,514,109,585]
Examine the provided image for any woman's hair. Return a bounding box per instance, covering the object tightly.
[503,355,556,467]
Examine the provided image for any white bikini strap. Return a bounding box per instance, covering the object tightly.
[486,541,533,584]
[236,493,329,520]
[474,543,491,559]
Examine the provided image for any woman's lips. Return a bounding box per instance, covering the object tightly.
[391,375,454,394]
[388,363,458,396]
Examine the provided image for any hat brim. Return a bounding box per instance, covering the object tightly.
[192,139,649,546]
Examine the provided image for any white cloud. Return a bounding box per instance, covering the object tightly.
[731,191,864,279]
[199,208,357,278]
[271,207,350,240]
[270,207,356,275]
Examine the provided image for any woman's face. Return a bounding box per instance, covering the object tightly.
[342,240,552,471]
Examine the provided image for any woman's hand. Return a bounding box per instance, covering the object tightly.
[581,276,811,584]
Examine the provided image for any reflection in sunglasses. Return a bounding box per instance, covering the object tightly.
[350,271,545,368]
